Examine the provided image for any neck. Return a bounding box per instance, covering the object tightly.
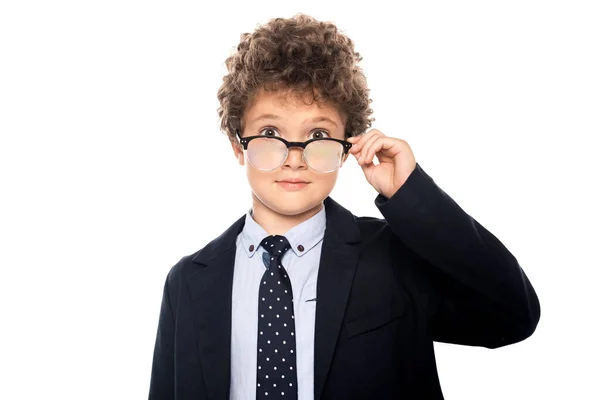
[250,193,324,235]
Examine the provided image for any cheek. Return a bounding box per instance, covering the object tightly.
[245,166,276,190]
[312,171,339,190]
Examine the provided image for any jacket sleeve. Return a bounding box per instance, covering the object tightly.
[148,267,177,399]
[375,163,541,349]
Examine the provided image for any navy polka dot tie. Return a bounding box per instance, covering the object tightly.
[256,235,298,399]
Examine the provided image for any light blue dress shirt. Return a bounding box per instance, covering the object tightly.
[230,203,327,400]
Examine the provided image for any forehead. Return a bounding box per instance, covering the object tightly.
[243,87,345,125]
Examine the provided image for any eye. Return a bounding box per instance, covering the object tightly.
[310,130,330,139]
[258,127,280,137]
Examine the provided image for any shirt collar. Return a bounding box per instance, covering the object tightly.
[240,203,326,259]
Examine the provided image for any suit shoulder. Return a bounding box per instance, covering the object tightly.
[163,248,204,289]
[354,216,388,232]
[355,214,385,224]
[354,216,393,243]
[163,214,245,283]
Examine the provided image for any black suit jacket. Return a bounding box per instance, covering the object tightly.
[149,163,540,400]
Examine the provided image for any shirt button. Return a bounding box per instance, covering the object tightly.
[297,245,304,252]
[249,245,254,252]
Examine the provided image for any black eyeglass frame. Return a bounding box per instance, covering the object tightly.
[235,129,353,172]
[235,129,353,152]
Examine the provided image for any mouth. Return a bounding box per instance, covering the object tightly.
[278,179,309,184]
[276,180,309,190]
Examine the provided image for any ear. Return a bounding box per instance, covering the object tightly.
[231,140,245,166]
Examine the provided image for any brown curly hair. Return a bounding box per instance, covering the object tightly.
[217,13,374,145]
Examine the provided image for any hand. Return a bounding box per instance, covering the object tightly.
[347,129,417,199]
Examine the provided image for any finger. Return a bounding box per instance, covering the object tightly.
[352,129,377,152]
[347,135,365,153]
[353,133,382,162]
[357,152,377,174]
[349,129,381,154]
[364,137,399,165]
[359,133,383,164]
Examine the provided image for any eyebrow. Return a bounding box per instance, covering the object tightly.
[250,114,339,128]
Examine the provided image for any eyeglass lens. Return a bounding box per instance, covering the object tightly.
[247,137,343,172]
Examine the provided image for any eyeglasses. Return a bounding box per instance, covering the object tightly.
[236,130,353,173]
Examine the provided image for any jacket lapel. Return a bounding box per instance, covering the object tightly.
[186,196,362,400]
[188,215,245,400]
[313,197,361,400]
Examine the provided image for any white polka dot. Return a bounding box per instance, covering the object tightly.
[282,392,285,395]
[274,366,277,370]
[262,298,265,301]
[271,272,274,276]
[284,323,287,327]
[258,383,261,387]
[259,366,262,369]
[278,281,281,284]
[290,366,293,370]
[279,239,283,242]
[282,375,285,379]
[275,349,278,353]
[289,383,292,387]
[283,341,286,344]
[275,332,279,335]
[273,383,277,387]
[267,340,270,344]
[261,314,264,318]
[260,331,263,335]
[266,358,269,361]
[284,306,287,310]
[277,298,280,301]
[259,348,262,352]
[268,323,271,326]
[276,314,279,318]
[266,375,269,378]
[290,349,294,353]
[269,306,272,309]
[282,358,285,362]
[270,289,273,293]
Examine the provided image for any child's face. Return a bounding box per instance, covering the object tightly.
[232,87,348,217]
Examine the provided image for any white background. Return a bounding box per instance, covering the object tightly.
[1,0,599,399]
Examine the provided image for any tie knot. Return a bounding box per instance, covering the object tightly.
[261,234,291,258]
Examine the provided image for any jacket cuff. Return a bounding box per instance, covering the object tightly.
[374,162,434,213]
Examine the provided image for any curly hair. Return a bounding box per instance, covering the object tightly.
[217,13,374,144]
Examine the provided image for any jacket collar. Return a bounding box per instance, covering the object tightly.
[191,196,360,265]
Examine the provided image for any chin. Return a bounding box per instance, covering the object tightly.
[269,198,319,215]
[255,188,327,216]
[274,203,319,216]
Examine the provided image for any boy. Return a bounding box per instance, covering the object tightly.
[149,13,540,400]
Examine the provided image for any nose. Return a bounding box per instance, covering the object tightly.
[282,146,307,170]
